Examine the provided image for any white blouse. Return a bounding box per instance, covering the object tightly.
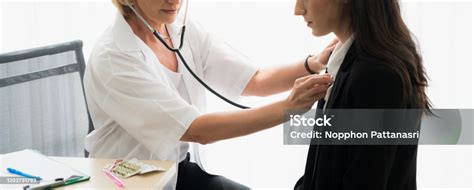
[83,12,257,188]
[324,35,355,107]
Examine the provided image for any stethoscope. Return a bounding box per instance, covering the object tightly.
[126,1,250,109]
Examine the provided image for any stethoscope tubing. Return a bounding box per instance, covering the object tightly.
[127,2,250,109]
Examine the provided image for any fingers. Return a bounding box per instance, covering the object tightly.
[294,74,314,85]
[304,87,329,103]
[316,39,339,66]
[325,43,337,52]
[323,39,339,55]
[323,41,338,55]
[302,84,329,98]
[297,74,333,90]
[288,74,333,110]
[298,74,333,104]
[327,38,339,48]
[294,75,332,105]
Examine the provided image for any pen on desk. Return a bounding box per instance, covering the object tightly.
[7,168,42,181]
[104,170,124,188]
[24,178,65,190]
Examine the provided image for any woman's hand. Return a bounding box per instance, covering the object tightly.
[285,74,333,112]
[183,73,333,145]
[309,39,339,73]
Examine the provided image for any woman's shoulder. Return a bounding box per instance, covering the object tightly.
[345,52,405,108]
[87,36,153,83]
[183,18,220,46]
[90,41,143,68]
[350,53,402,86]
[184,18,208,36]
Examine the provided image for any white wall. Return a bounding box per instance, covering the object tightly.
[1,0,473,189]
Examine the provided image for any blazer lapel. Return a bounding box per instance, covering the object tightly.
[325,44,358,109]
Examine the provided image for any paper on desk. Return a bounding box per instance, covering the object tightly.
[0,149,87,189]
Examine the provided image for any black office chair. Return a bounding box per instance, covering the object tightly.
[0,40,94,157]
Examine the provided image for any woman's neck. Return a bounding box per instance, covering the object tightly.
[126,14,168,44]
[336,32,350,44]
[334,18,352,44]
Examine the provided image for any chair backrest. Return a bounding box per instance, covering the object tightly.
[0,40,93,157]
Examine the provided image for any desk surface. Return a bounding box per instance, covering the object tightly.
[52,157,176,190]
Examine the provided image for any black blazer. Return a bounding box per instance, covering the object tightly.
[294,43,418,190]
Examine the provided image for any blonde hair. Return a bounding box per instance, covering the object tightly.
[112,0,133,17]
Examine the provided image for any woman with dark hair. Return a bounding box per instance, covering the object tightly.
[293,0,430,189]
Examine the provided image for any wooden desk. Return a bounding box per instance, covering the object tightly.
[52,157,176,190]
[1,150,176,190]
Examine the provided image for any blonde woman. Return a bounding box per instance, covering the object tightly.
[84,0,335,189]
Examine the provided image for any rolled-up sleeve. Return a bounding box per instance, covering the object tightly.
[96,51,201,158]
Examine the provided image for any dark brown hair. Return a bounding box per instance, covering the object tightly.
[347,0,431,109]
